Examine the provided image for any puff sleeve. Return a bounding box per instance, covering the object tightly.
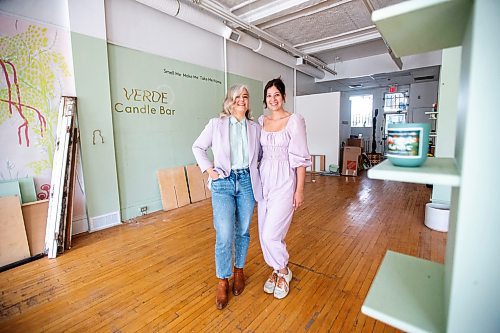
[288,114,311,168]
[258,115,265,127]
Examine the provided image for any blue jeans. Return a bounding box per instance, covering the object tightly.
[211,168,255,279]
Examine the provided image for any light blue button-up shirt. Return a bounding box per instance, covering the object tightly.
[229,116,249,170]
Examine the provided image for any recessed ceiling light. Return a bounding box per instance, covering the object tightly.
[348,84,363,88]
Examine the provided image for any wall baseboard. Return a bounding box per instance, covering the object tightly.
[89,211,121,232]
[72,217,89,235]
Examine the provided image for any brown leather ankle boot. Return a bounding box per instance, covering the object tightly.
[232,267,245,296]
[215,278,229,309]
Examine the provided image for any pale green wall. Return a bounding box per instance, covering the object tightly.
[71,32,121,219]
[107,44,262,220]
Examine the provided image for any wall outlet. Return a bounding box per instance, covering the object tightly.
[140,206,147,215]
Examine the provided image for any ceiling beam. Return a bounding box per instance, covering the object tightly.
[295,26,381,54]
[361,0,403,69]
[237,0,311,23]
[229,0,259,12]
[361,0,375,13]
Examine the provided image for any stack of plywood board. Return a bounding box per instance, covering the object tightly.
[0,196,49,268]
[0,196,31,267]
[21,199,49,256]
[185,164,211,203]
[157,165,212,212]
[0,177,49,268]
[157,167,191,211]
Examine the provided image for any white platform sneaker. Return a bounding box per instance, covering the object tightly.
[274,268,292,299]
[263,270,278,294]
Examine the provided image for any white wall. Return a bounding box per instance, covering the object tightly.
[318,50,442,82]
[296,92,341,170]
[105,0,296,110]
[227,42,294,111]
[69,0,106,39]
[105,0,224,70]
[0,0,70,28]
[408,81,439,124]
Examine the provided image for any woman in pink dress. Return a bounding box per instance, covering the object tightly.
[258,77,311,299]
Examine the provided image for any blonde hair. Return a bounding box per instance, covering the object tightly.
[220,84,253,120]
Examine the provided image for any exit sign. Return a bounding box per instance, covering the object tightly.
[389,85,397,93]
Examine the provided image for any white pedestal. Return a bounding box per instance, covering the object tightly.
[425,202,450,232]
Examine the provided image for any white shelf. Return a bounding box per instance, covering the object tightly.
[362,251,445,333]
[371,0,472,57]
[367,158,460,186]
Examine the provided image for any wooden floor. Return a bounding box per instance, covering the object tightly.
[0,172,447,332]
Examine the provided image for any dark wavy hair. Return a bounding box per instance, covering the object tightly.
[263,77,286,108]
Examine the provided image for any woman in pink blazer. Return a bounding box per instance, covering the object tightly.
[192,84,262,310]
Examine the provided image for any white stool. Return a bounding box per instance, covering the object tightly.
[424,202,450,232]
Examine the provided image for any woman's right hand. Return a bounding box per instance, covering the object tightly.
[207,168,220,180]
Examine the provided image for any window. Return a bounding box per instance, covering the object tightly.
[350,95,373,127]
[384,92,408,112]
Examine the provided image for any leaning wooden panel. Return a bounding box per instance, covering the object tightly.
[186,165,206,203]
[21,199,49,256]
[157,168,178,211]
[172,167,190,208]
[0,196,31,266]
[157,167,190,211]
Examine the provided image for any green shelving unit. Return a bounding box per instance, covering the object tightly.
[362,0,500,332]
[367,158,460,187]
[362,251,445,333]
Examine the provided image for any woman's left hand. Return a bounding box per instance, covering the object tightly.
[293,190,304,211]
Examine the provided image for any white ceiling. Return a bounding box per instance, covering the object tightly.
[208,0,440,91]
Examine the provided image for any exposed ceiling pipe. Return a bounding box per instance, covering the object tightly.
[135,0,327,78]
[234,29,325,78]
[194,0,336,76]
[135,0,229,37]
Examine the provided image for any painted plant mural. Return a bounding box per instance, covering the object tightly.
[0,14,75,196]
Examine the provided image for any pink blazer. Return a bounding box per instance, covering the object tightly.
[192,117,263,202]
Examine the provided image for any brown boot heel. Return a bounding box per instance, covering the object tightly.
[232,267,245,296]
[215,278,229,309]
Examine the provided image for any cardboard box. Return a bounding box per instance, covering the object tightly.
[342,146,362,176]
[347,138,364,148]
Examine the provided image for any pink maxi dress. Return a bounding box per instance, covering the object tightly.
[258,113,311,270]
